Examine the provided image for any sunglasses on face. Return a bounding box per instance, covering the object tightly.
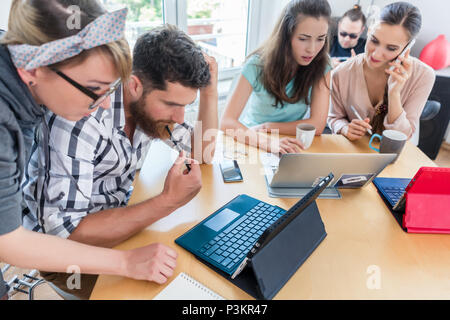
[339,32,359,39]
[50,68,121,110]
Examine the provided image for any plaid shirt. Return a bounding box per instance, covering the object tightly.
[21,86,193,238]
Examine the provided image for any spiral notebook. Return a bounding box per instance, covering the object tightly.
[153,272,225,300]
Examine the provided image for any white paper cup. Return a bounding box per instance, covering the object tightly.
[296,124,316,150]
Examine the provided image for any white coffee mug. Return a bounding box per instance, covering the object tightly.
[296,124,316,150]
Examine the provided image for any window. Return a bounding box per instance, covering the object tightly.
[101,0,164,49]
[102,0,258,119]
[186,0,249,72]
[102,0,250,74]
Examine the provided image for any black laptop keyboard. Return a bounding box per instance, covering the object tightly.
[384,186,406,205]
[198,202,285,273]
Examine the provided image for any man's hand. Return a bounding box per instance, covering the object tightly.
[200,53,218,97]
[331,50,355,68]
[331,57,342,68]
[342,118,372,141]
[161,151,202,209]
[123,243,178,284]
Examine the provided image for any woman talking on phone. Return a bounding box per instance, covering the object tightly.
[328,2,435,145]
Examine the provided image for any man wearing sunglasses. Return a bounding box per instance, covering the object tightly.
[330,5,367,68]
[21,25,218,299]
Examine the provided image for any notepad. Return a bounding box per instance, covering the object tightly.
[153,272,225,300]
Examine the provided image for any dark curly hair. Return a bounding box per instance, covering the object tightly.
[132,24,211,93]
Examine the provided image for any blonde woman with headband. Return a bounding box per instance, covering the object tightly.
[328,2,435,145]
[0,0,177,300]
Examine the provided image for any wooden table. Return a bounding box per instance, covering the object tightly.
[90,134,450,300]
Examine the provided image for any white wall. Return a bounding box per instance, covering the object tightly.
[247,0,290,53]
[0,0,11,30]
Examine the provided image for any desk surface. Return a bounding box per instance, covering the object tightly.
[90,134,450,300]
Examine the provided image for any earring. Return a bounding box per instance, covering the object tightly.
[28,81,35,86]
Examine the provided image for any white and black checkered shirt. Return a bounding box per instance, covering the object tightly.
[21,86,192,238]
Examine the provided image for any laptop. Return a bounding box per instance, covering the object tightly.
[262,153,396,198]
[373,177,411,212]
[373,167,450,233]
[175,174,333,278]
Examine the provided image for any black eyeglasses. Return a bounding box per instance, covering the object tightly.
[339,32,359,39]
[50,68,121,110]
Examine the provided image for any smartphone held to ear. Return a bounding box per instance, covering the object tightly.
[389,39,415,71]
[220,160,243,183]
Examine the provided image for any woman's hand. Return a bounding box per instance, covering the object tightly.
[385,49,412,96]
[250,124,303,153]
[341,118,372,141]
[123,243,178,284]
[269,137,304,154]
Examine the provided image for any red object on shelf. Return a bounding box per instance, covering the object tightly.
[419,34,450,70]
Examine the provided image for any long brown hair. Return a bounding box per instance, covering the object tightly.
[370,1,422,134]
[250,0,331,107]
[1,0,131,80]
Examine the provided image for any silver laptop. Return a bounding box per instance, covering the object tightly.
[263,153,396,198]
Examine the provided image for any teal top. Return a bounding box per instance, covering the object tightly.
[239,55,331,127]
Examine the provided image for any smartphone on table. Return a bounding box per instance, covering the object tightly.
[219,160,243,183]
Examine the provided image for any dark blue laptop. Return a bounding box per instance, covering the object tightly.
[175,174,333,278]
[373,177,411,211]
[175,194,287,276]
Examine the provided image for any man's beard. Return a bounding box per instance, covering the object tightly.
[129,96,174,140]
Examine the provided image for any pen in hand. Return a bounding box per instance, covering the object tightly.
[350,106,373,135]
[165,125,192,173]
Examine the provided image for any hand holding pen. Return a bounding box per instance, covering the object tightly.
[162,149,202,208]
[342,106,373,141]
[165,125,191,173]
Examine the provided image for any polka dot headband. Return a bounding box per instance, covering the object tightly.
[7,8,128,70]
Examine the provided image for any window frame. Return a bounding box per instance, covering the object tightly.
[169,0,259,105]
[171,0,255,78]
[103,0,265,106]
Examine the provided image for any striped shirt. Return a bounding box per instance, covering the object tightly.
[21,86,192,238]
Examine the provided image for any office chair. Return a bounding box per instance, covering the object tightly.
[418,100,445,160]
[2,265,46,300]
